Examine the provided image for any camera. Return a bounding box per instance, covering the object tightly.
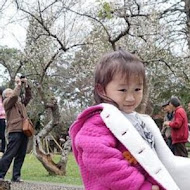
[20,75,26,84]
[20,75,25,79]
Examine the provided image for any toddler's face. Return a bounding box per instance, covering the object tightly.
[103,74,143,114]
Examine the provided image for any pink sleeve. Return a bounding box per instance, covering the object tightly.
[140,181,152,190]
[76,115,153,190]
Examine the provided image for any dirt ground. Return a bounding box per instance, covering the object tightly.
[10,181,84,190]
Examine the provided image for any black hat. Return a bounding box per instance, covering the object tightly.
[161,100,170,107]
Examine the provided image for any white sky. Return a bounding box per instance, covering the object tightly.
[0,24,26,49]
[0,0,101,50]
[0,1,27,50]
[0,0,97,84]
[0,2,25,84]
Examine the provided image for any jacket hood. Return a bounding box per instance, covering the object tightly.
[69,104,103,162]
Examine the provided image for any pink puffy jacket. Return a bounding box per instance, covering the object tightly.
[69,105,163,190]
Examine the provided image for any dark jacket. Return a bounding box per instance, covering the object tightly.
[169,106,189,144]
[3,85,32,133]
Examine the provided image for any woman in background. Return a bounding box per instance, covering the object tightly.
[0,87,6,156]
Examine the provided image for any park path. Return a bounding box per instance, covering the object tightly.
[10,181,84,190]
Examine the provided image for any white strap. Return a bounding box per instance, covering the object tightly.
[100,103,179,190]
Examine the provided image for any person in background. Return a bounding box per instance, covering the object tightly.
[163,97,189,157]
[0,87,6,156]
[161,100,174,153]
[188,102,190,112]
[187,102,190,141]
[0,76,31,182]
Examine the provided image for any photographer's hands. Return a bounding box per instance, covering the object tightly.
[15,76,28,87]
[21,77,28,88]
[15,76,22,86]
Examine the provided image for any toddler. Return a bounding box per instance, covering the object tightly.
[70,49,190,190]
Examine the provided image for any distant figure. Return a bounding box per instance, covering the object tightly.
[187,102,190,139]
[188,102,190,113]
[161,100,174,153]
[0,76,32,182]
[0,87,6,155]
[163,97,189,157]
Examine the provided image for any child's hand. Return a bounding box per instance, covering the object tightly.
[152,185,160,190]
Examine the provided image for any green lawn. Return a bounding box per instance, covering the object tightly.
[5,153,82,185]
[186,142,190,156]
[5,144,190,185]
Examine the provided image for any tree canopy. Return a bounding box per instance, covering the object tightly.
[1,0,190,175]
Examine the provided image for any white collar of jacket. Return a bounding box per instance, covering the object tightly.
[100,103,190,190]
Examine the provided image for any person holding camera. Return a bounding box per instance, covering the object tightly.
[0,76,32,182]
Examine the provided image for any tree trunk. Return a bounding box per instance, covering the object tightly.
[33,94,72,176]
[136,81,150,114]
[26,137,33,153]
[33,131,71,175]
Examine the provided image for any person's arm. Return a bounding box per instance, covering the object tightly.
[21,77,32,106]
[76,114,159,190]
[23,85,32,106]
[169,111,184,129]
[3,84,21,111]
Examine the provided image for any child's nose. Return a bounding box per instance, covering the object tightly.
[125,93,135,101]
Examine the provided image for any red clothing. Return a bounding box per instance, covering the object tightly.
[169,106,189,144]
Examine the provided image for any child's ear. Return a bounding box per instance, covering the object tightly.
[96,83,105,95]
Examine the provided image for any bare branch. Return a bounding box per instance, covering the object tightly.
[183,70,190,82]
[14,0,68,51]
[145,58,176,75]
[41,0,58,13]
[63,6,111,39]
[159,1,184,18]
[0,0,7,12]
[40,51,60,84]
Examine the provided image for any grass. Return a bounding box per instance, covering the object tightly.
[5,144,189,185]
[5,153,82,185]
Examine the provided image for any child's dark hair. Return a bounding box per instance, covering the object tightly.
[94,49,145,105]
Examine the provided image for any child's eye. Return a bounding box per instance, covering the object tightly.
[119,89,127,92]
[135,88,141,92]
